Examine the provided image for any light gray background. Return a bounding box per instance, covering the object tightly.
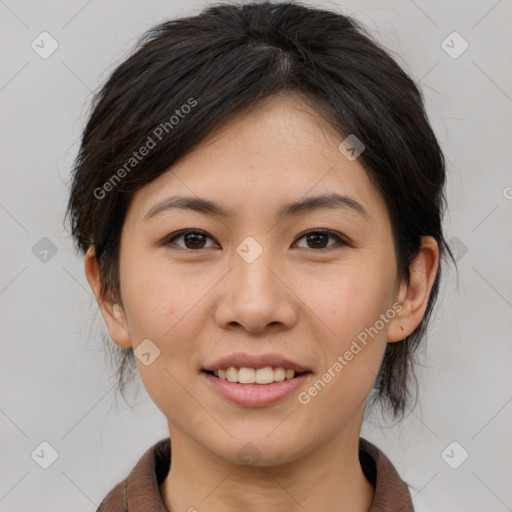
[1,0,511,510]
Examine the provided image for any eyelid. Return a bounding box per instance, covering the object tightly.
[160,228,353,250]
[159,229,219,249]
[293,228,352,248]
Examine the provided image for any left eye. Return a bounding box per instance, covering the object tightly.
[294,230,347,250]
[162,229,347,251]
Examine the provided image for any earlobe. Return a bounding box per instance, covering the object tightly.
[84,246,132,349]
[387,236,439,343]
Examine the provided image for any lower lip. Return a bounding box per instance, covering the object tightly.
[201,371,311,407]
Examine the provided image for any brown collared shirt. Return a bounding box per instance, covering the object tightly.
[97,437,415,511]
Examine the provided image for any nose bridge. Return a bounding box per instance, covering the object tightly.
[233,235,278,303]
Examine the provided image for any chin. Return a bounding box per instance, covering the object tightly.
[207,431,307,468]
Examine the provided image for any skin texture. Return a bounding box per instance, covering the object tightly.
[85,93,439,512]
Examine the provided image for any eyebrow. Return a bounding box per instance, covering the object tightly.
[143,192,370,222]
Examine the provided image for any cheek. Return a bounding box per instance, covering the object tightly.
[297,281,391,425]
[303,266,393,396]
[119,266,208,405]
[312,267,393,343]
[122,265,203,415]
[121,256,202,340]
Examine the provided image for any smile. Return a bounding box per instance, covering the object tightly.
[201,368,312,407]
[208,366,298,384]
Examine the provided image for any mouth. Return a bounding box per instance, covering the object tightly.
[202,367,312,385]
[201,367,312,407]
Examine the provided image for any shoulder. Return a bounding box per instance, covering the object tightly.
[95,438,170,512]
[96,479,128,511]
[359,437,415,511]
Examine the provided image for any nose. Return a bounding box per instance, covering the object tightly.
[213,247,298,334]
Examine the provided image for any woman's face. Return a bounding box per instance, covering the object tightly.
[98,94,409,464]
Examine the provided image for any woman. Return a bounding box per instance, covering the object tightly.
[66,2,455,510]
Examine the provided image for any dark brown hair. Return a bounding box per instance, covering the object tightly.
[65,1,456,420]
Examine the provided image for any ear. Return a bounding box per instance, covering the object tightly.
[84,246,132,349]
[387,236,439,343]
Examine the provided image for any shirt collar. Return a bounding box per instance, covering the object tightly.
[98,437,414,511]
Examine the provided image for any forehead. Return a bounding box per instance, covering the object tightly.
[125,94,389,228]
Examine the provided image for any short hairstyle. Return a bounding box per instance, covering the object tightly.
[65,1,456,421]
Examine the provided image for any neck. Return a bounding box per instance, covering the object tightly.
[159,425,375,512]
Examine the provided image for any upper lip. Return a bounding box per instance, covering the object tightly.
[203,353,311,373]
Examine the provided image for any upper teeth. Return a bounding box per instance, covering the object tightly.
[213,366,296,384]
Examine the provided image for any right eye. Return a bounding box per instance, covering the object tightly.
[162,229,219,250]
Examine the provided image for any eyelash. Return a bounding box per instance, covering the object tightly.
[160,229,351,252]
